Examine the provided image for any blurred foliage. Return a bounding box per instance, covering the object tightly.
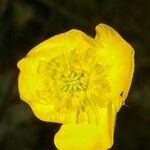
[0,0,150,150]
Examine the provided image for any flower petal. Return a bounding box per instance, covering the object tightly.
[95,24,134,110]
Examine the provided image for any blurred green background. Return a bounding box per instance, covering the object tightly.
[0,0,150,150]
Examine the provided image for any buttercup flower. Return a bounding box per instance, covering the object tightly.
[17,23,134,150]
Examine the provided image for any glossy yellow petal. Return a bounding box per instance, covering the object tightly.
[55,124,111,150]
[18,57,39,102]
[27,29,94,59]
[55,102,117,150]
[95,24,134,110]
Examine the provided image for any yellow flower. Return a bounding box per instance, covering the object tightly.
[17,23,134,150]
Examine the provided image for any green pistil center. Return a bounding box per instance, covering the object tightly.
[62,71,87,92]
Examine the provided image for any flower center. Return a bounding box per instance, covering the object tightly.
[62,71,87,92]
[37,50,111,123]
